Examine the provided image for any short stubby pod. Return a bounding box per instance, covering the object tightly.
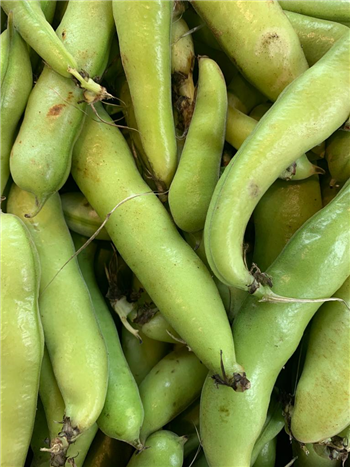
[0,213,44,467]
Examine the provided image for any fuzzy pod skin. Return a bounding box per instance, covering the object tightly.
[139,347,208,443]
[0,213,44,467]
[169,57,227,233]
[113,0,177,190]
[126,431,186,467]
[286,11,349,66]
[204,33,350,296]
[191,0,308,101]
[72,234,144,448]
[200,180,350,467]
[291,277,350,443]
[9,0,114,215]
[72,104,246,387]
[61,192,110,241]
[39,348,97,466]
[7,186,108,436]
[122,327,170,386]
[0,20,32,195]
[292,441,342,467]
[325,130,350,184]
[279,1,350,22]
[253,177,323,271]
[83,431,134,467]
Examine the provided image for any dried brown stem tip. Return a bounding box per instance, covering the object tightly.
[211,350,251,392]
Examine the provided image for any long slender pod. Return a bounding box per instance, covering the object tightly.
[0,15,32,194]
[279,1,350,22]
[113,0,177,189]
[201,181,350,467]
[7,187,108,446]
[204,32,350,295]
[72,103,247,390]
[72,234,144,449]
[9,1,114,216]
[0,213,44,467]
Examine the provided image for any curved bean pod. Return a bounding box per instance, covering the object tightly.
[113,0,177,190]
[191,0,308,101]
[279,1,350,22]
[169,57,227,232]
[204,32,350,295]
[253,438,277,467]
[61,192,110,241]
[72,103,247,389]
[72,234,144,449]
[0,213,44,467]
[200,180,350,467]
[10,0,114,216]
[291,277,350,442]
[0,17,32,194]
[7,186,108,443]
[325,130,350,185]
[83,431,133,467]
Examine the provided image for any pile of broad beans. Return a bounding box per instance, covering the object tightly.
[1,1,350,466]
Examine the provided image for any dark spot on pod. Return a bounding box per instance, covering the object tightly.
[47,104,66,117]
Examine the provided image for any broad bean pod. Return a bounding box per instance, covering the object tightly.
[253,438,277,467]
[83,431,133,467]
[279,1,350,22]
[204,32,350,295]
[7,186,108,444]
[200,180,350,467]
[292,441,342,467]
[325,130,350,185]
[30,398,50,467]
[10,0,114,216]
[72,103,247,390]
[113,0,177,190]
[0,212,44,467]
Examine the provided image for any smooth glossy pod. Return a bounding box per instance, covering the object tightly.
[191,0,308,101]
[72,103,246,388]
[253,438,277,467]
[139,347,207,443]
[169,57,227,232]
[200,181,350,467]
[279,1,350,22]
[0,213,44,467]
[205,32,350,295]
[291,277,350,442]
[113,0,177,189]
[7,186,108,439]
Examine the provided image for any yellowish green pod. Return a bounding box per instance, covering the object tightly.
[0,212,44,467]
[253,438,277,467]
[7,186,108,440]
[279,1,350,22]
[325,130,350,185]
[61,192,110,241]
[292,441,342,467]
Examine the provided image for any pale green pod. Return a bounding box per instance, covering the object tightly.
[61,192,110,241]
[279,1,350,22]
[72,234,144,448]
[169,57,227,232]
[7,186,108,438]
[113,0,177,190]
[249,103,273,122]
[227,74,267,114]
[137,312,181,344]
[0,213,44,467]
[204,33,350,295]
[9,0,114,215]
[291,277,350,443]
[126,431,186,467]
[0,18,32,194]
[139,347,208,443]
[325,130,350,184]
[292,441,342,467]
[191,0,308,101]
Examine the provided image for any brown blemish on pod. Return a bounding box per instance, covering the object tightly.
[47,104,66,117]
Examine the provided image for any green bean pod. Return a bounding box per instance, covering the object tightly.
[204,32,350,296]
[0,16,32,194]
[286,11,349,66]
[39,348,97,466]
[30,398,50,467]
[253,177,323,271]
[191,0,308,101]
[72,234,144,448]
[7,186,108,442]
[126,431,186,467]
[325,130,350,185]
[0,213,44,467]
[9,0,114,216]
[279,1,350,22]
[139,347,207,443]
[291,277,350,443]
[169,57,227,232]
[113,0,177,190]
[253,438,277,467]
[61,192,110,241]
[83,431,133,467]
[72,103,247,390]
[200,180,350,467]
[292,441,342,467]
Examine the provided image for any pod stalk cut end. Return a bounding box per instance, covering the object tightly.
[67,67,114,104]
[211,350,251,392]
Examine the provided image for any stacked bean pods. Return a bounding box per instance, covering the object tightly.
[1,1,349,466]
